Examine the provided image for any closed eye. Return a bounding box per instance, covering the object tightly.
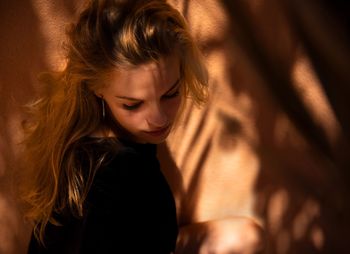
[162,89,180,99]
[122,102,143,110]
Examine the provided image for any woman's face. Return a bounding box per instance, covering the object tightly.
[97,55,182,144]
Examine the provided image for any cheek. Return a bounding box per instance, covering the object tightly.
[109,106,144,129]
[164,97,182,117]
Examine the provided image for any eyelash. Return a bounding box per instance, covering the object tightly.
[162,90,180,99]
[122,89,180,111]
[122,102,142,110]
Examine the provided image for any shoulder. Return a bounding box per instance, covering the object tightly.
[77,136,157,178]
[77,136,156,156]
[75,136,140,165]
[82,138,157,206]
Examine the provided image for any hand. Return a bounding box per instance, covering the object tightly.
[175,216,265,254]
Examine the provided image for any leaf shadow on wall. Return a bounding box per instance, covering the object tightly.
[161,0,350,253]
[219,0,350,253]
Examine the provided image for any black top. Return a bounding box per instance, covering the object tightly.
[28,137,178,254]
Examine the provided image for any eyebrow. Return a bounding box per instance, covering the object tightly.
[115,78,181,101]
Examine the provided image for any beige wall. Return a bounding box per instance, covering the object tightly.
[0,0,349,253]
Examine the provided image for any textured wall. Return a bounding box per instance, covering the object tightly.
[0,1,80,253]
[160,1,350,253]
[0,0,349,253]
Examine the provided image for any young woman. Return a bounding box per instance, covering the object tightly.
[22,0,207,253]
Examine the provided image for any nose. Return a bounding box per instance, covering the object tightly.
[146,103,168,129]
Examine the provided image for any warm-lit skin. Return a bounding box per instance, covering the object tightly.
[96,54,182,144]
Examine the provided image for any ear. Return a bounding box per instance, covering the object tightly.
[93,79,109,99]
[93,89,104,99]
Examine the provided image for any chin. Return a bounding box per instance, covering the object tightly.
[137,128,171,144]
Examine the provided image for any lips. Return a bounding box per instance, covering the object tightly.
[143,125,170,136]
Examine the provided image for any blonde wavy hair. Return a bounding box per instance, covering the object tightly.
[21,0,208,244]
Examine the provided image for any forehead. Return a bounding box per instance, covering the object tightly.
[105,55,180,95]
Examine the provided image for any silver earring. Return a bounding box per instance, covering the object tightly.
[101,98,105,119]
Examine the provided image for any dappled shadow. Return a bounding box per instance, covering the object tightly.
[221,1,350,252]
[2,0,350,253]
[165,0,350,253]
